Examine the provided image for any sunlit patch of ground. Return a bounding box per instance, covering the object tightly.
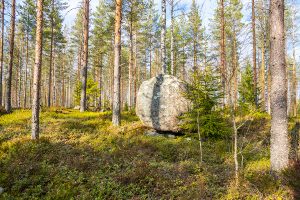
[0,109,298,199]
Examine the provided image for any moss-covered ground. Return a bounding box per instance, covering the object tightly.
[0,109,299,199]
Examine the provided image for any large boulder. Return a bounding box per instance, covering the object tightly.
[136,74,190,132]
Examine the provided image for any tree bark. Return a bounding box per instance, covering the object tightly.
[170,0,175,75]
[112,0,122,126]
[32,0,44,139]
[252,0,258,107]
[128,15,133,109]
[270,0,289,171]
[291,4,297,117]
[161,0,167,74]
[5,0,16,113]
[0,0,4,106]
[80,0,90,112]
[47,0,54,108]
[220,0,226,105]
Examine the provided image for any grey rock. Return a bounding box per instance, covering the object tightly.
[74,106,80,110]
[136,74,190,132]
[145,129,160,136]
[0,187,4,194]
[167,134,176,138]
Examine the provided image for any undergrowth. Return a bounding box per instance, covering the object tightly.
[0,109,299,199]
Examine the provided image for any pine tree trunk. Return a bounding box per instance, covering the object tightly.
[260,42,266,111]
[170,0,174,75]
[98,55,103,110]
[252,0,258,107]
[32,0,44,139]
[0,0,4,106]
[220,0,226,105]
[23,33,29,108]
[270,0,289,171]
[128,17,133,109]
[161,0,166,74]
[80,0,89,112]
[112,0,122,126]
[48,0,54,108]
[5,0,16,113]
[291,5,297,117]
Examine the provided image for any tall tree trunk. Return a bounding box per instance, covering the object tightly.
[32,0,44,139]
[98,55,103,110]
[0,0,4,106]
[170,0,175,75]
[5,0,16,113]
[112,0,122,126]
[291,4,297,117]
[260,41,266,111]
[23,32,29,108]
[161,0,167,74]
[133,31,137,107]
[220,0,226,105]
[270,0,289,171]
[252,0,258,107]
[80,0,90,112]
[128,16,133,109]
[48,0,54,108]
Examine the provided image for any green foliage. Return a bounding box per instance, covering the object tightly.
[181,67,230,138]
[238,61,257,110]
[74,78,100,107]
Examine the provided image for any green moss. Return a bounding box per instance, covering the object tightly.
[0,109,296,199]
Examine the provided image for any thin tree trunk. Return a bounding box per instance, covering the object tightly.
[80,0,89,112]
[0,0,4,106]
[112,0,122,126]
[47,0,54,107]
[5,0,16,113]
[291,4,297,117]
[98,55,103,110]
[170,0,175,75]
[252,0,258,107]
[32,0,44,139]
[161,0,166,74]
[220,0,226,106]
[128,16,133,109]
[270,0,289,171]
[23,32,29,108]
[260,41,266,111]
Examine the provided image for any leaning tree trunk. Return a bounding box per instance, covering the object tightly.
[80,0,90,112]
[0,0,4,106]
[32,0,44,139]
[112,0,122,126]
[5,0,16,113]
[161,0,167,74]
[270,0,289,171]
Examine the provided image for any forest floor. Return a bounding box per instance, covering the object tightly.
[0,109,299,199]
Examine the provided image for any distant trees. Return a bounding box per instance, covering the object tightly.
[161,0,166,74]
[5,0,16,113]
